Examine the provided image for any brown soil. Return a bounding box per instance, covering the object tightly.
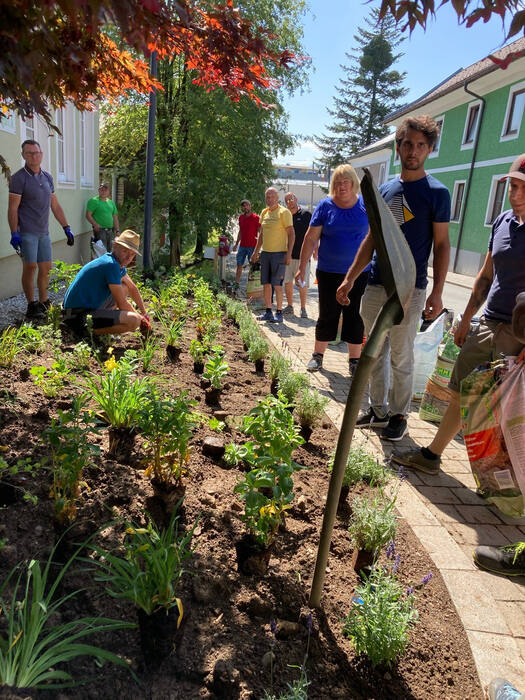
[0,309,483,699]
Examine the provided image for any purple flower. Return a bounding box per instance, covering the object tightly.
[393,553,401,574]
[397,465,407,481]
[270,619,277,635]
[385,540,396,560]
[406,587,414,596]
[422,572,433,586]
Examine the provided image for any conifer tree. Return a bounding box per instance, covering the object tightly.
[316,9,408,166]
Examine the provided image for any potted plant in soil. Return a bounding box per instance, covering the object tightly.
[268,352,291,396]
[137,389,197,518]
[294,387,329,442]
[347,491,397,576]
[189,338,207,374]
[328,446,390,505]
[162,317,186,362]
[202,349,229,405]
[277,371,310,411]
[84,353,151,462]
[90,508,197,669]
[247,335,269,373]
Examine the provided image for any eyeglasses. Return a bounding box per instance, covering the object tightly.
[23,151,42,156]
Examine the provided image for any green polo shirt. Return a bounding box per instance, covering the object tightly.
[86,196,118,228]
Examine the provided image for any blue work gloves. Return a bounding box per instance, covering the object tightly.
[64,225,75,246]
[10,232,22,254]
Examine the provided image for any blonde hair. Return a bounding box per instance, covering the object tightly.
[329,164,360,197]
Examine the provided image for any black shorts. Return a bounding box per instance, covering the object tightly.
[63,307,122,330]
[260,251,286,287]
[315,269,369,344]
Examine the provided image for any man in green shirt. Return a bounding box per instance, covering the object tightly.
[86,183,120,252]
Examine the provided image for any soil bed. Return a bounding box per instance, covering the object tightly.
[0,307,483,699]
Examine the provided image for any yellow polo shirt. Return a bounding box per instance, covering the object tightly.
[259,205,293,252]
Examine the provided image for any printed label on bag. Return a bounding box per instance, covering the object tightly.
[493,469,516,491]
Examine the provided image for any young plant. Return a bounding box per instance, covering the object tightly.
[347,492,397,554]
[46,303,62,332]
[295,387,329,428]
[162,317,186,348]
[0,549,135,689]
[43,393,100,524]
[203,348,229,390]
[137,389,197,487]
[67,341,93,372]
[269,352,292,381]
[83,358,151,428]
[90,509,197,616]
[0,327,24,368]
[139,334,158,372]
[329,446,390,488]
[189,338,208,364]
[30,361,69,398]
[247,335,269,363]
[342,565,418,667]
[48,260,81,293]
[208,416,225,432]
[277,372,310,406]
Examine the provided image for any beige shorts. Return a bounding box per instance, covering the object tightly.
[284,258,310,286]
[449,318,524,393]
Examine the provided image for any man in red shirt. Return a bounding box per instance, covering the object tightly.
[232,199,259,285]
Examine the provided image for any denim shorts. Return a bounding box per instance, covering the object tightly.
[236,246,254,266]
[20,233,52,263]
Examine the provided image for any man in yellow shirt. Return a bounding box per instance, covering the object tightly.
[250,187,294,323]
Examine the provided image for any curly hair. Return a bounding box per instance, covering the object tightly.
[395,115,440,149]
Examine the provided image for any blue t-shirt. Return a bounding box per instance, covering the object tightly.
[63,253,126,309]
[368,175,450,289]
[310,196,370,274]
[485,209,525,323]
[9,167,55,235]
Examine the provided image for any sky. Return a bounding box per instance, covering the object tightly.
[279,0,516,165]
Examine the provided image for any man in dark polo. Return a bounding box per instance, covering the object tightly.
[8,139,74,319]
[283,192,312,318]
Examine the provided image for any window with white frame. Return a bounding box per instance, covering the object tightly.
[461,102,481,148]
[20,115,50,172]
[485,175,508,225]
[501,81,525,140]
[451,180,466,222]
[55,105,75,184]
[79,110,94,187]
[429,116,444,157]
[0,110,16,133]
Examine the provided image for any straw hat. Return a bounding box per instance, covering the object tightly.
[114,230,142,256]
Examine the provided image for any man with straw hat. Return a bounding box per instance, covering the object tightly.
[62,229,150,336]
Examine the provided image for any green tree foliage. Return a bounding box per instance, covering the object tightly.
[316,9,408,167]
[101,0,309,264]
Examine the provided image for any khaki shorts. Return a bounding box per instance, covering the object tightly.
[284,258,310,286]
[449,318,524,392]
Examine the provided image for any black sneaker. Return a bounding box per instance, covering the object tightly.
[474,543,525,577]
[306,353,323,372]
[39,299,51,314]
[381,414,408,441]
[25,301,45,320]
[356,408,389,428]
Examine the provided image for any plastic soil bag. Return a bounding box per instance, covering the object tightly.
[412,313,445,400]
[460,359,525,518]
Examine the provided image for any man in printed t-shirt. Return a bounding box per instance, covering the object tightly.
[232,199,259,286]
[336,115,451,442]
[250,187,294,324]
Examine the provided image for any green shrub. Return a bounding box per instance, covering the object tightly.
[329,446,390,488]
[347,492,397,553]
[295,387,329,428]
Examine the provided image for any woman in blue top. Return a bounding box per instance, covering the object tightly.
[296,164,370,373]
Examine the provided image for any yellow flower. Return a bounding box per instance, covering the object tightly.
[104,356,117,372]
[107,347,114,355]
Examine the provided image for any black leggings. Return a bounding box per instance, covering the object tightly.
[315,269,368,344]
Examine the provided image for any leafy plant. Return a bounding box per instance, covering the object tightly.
[43,393,100,524]
[30,362,70,398]
[90,509,197,616]
[46,303,62,332]
[203,348,229,390]
[0,327,24,368]
[83,358,151,428]
[269,352,291,381]
[347,492,397,553]
[329,446,390,488]
[208,417,225,432]
[223,441,256,468]
[342,565,418,667]
[67,341,93,372]
[162,317,186,348]
[277,372,309,405]
[138,389,197,486]
[295,387,329,428]
[262,669,310,700]
[0,548,135,689]
[0,456,40,504]
[247,335,269,363]
[139,334,158,372]
[189,338,208,364]
[48,260,81,293]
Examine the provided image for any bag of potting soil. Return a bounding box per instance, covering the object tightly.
[460,359,525,518]
[418,341,456,423]
[246,262,263,300]
[412,313,445,400]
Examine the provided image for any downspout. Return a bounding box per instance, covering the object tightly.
[452,82,486,272]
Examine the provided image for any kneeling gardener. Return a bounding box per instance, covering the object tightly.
[62,230,150,336]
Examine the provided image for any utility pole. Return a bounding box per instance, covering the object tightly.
[143,50,157,270]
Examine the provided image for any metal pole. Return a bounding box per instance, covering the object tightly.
[310,161,314,210]
[308,296,401,608]
[143,50,157,270]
